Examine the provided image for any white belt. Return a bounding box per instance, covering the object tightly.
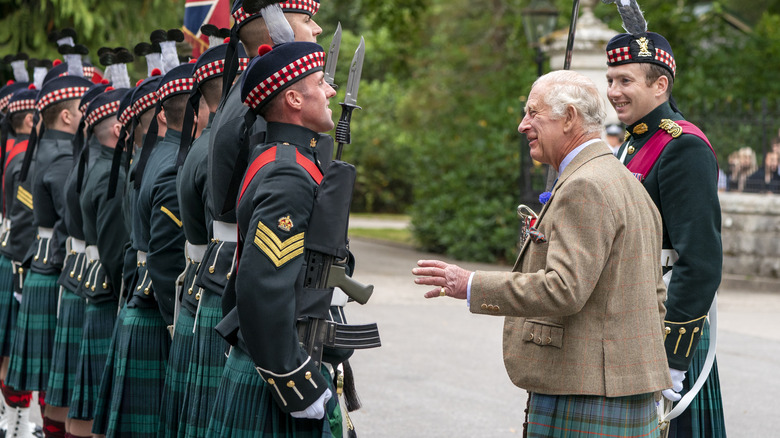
[661,249,679,268]
[69,237,86,254]
[1,219,10,234]
[137,250,147,264]
[86,245,100,262]
[212,221,237,243]
[38,227,54,239]
[186,242,207,264]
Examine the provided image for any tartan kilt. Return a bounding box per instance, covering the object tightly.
[158,306,196,438]
[668,321,726,438]
[104,305,171,437]
[0,255,18,356]
[91,303,127,435]
[205,347,336,438]
[45,288,86,407]
[526,392,660,438]
[6,271,59,391]
[69,300,118,420]
[179,288,229,438]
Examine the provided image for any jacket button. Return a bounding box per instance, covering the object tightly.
[287,380,295,388]
[481,304,488,310]
[545,337,552,344]
[267,378,275,385]
[209,266,215,274]
[493,306,500,313]
[527,333,534,341]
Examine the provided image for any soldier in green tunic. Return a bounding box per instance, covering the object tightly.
[101,63,195,437]
[69,87,131,438]
[6,73,92,437]
[170,41,247,438]
[208,41,345,438]
[44,79,110,436]
[605,28,725,437]
[0,88,39,438]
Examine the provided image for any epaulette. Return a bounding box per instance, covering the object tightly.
[659,119,682,138]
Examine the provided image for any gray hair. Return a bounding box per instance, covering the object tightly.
[532,70,606,135]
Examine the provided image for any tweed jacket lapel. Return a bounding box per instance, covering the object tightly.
[513,141,613,269]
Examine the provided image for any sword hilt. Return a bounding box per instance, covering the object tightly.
[335,102,361,160]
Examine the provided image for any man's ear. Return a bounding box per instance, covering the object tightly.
[60,108,76,127]
[112,121,122,139]
[23,112,34,130]
[563,104,578,133]
[157,109,168,127]
[285,88,304,111]
[655,75,669,98]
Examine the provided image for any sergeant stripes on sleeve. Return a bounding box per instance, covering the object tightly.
[16,186,33,210]
[254,221,304,267]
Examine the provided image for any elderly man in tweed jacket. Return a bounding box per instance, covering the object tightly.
[413,70,672,437]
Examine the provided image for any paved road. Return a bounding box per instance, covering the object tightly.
[345,238,780,437]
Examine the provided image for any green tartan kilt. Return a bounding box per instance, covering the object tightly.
[205,347,339,438]
[668,321,726,438]
[104,305,171,437]
[6,271,59,392]
[178,288,229,438]
[526,392,660,438]
[158,306,196,438]
[69,300,118,420]
[91,302,127,435]
[45,288,86,407]
[0,255,18,356]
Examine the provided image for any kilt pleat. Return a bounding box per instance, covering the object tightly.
[178,289,228,438]
[158,307,196,438]
[91,303,127,435]
[205,347,330,438]
[69,300,117,420]
[46,288,86,406]
[0,256,18,356]
[6,271,59,391]
[668,321,727,438]
[104,305,170,438]
[526,392,660,438]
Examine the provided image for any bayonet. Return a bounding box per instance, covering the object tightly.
[323,22,342,88]
[335,37,365,159]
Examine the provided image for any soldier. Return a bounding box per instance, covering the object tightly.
[207,41,344,437]
[164,41,247,438]
[0,88,39,438]
[101,63,195,437]
[206,0,322,330]
[68,87,131,438]
[90,73,165,437]
[5,73,92,437]
[44,78,110,436]
[605,24,725,438]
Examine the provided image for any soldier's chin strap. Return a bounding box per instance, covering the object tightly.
[659,294,718,432]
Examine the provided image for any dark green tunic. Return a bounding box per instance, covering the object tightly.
[2,134,36,264]
[80,145,130,300]
[132,129,185,326]
[617,101,722,371]
[27,129,74,273]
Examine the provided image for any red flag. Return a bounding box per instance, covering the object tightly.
[182,0,231,57]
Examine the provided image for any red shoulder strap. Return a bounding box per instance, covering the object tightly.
[5,140,28,172]
[238,146,277,207]
[626,121,717,181]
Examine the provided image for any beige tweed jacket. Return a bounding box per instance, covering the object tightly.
[470,141,672,397]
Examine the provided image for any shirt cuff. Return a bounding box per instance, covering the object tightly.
[466,272,475,307]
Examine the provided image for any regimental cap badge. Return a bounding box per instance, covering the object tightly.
[635,36,653,57]
[277,215,294,232]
